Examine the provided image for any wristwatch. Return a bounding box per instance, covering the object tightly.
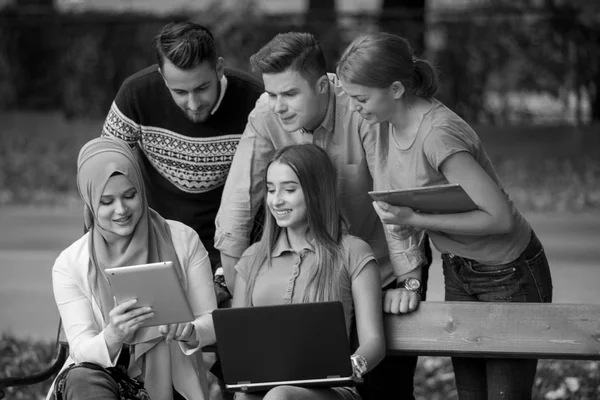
[396,277,423,295]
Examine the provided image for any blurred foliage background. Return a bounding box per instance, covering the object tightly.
[0,0,599,211]
[1,0,599,123]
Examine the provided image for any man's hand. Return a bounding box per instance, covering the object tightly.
[383,288,421,314]
[214,272,232,306]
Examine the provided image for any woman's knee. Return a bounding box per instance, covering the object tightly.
[63,365,119,400]
[263,385,299,400]
[234,392,264,400]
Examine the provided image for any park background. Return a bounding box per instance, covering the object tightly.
[1,0,599,399]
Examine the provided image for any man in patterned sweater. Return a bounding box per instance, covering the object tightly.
[102,22,264,293]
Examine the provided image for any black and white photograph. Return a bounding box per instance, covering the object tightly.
[1,1,599,399]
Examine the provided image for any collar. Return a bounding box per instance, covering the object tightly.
[272,230,315,258]
[298,80,336,134]
[210,74,228,115]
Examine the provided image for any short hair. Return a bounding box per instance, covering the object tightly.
[337,32,438,98]
[154,21,217,69]
[250,32,327,86]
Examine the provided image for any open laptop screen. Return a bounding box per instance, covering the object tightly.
[213,301,354,392]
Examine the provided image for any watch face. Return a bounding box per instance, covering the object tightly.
[406,278,421,290]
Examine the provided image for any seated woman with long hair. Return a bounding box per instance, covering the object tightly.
[48,137,217,400]
[231,144,385,400]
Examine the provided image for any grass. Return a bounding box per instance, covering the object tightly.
[415,356,600,400]
[1,334,598,400]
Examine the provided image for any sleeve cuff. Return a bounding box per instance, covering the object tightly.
[214,230,251,259]
[178,333,202,356]
[386,228,428,276]
[99,329,122,367]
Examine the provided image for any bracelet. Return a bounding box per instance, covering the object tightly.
[350,354,368,378]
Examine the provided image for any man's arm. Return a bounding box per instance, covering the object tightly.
[385,224,428,278]
[220,253,239,290]
[214,100,275,290]
[358,116,428,279]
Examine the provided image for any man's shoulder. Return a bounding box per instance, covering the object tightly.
[248,91,276,120]
[328,73,353,110]
[121,64,163,91]
[224,67,264,93]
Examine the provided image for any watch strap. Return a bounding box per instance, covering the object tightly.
[396,278,423,295]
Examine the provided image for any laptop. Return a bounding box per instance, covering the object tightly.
[212,301,354,393]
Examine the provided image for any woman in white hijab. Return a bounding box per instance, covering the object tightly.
[48,137,217,400]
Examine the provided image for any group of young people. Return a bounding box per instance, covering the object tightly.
[49,21,553,400]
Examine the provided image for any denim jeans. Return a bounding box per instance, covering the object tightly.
[442,230,553,400]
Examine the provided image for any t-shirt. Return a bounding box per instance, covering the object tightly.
[235,233,376,337]
[387,99,531,264]
[102,65,263,261]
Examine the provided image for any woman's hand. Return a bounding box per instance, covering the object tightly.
[158,322,196,344]
[106,298,154,345]
[373,201,417,226]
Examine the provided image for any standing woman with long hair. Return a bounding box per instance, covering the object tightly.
[337,33,553,400]
[231,144,385,400]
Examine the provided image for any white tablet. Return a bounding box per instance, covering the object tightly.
[369,183,478,214]
[105,261,194,327]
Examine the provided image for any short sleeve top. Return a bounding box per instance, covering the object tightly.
[235,232,376,337]
[388,99,531,264]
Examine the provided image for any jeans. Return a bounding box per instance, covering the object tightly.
[442,230,553,400]
[357,236,433,400]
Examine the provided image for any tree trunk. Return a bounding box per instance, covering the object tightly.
[380,0,426,55]
[305,0,340,71]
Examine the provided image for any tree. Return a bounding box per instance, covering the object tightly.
[14,0,54,11]
[544,0,600,123]
[380,0,426,55]
[305,0,340,71]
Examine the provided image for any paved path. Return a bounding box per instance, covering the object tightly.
[1,206,599,340]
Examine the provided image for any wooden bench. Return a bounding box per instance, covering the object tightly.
[2,301,599,398]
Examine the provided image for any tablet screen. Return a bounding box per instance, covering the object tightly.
[105,261,194,327]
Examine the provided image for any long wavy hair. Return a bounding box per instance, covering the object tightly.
[243,144,347,306]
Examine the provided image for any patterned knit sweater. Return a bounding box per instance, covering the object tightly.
[102,65,263,261]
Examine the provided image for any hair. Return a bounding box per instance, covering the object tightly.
[154,21,217,69]
[337,32,438,99]
[243,144,347,306]
[249,32,327,86]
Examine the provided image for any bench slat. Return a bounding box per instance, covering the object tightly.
[385,301,600,360]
